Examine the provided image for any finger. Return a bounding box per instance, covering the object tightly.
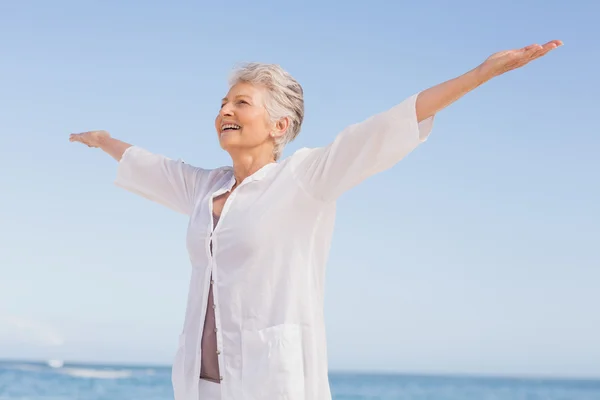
[525,42,549,57]
[523,40,562,52]
[524,40,561,58]
[540,42,557,52]
[541,40,562,54]
[519,45,542,62]
[536,47,555,58]
[523,43,542,52]
[530,46,548,58]
[70,133,85,143]
[531,42,560,60]
[545,39,563,48]
[514,45,540,65]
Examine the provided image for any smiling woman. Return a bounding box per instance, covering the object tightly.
[217,63,304,162]
[68,40,562,400]
[216,82,288,160]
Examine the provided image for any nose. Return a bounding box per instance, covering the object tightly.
[220,103,234,117]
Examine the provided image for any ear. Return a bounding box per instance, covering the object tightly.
[271,117,289,139]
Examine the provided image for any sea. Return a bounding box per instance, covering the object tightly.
[2,360,600,400]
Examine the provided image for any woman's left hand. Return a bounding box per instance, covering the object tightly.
[478,40,563,80]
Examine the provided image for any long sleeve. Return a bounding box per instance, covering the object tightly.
[291,92,434,202]
[114,146,209,215]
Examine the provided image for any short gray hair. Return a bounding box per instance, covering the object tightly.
[228,62,304,160]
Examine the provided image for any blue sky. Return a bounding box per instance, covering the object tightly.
[1,0,599,378]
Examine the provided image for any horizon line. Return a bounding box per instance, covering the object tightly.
[2,358,600,383]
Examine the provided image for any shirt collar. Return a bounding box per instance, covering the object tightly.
[223,162,278,189]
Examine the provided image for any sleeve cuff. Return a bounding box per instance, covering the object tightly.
[418,115,434,142]
[389,91,435,145]
[114,145,139,189]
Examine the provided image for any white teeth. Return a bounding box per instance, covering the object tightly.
[221,123,241,131]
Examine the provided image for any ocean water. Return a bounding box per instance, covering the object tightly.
[2,360,600,400]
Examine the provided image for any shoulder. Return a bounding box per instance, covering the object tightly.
[178,158,230,176]
[281,146,325,176]
[282,147,317,167]
[206,165,233,176]
[196,165,233,187]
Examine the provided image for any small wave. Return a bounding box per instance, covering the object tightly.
[60,367,133,379]
[9,364,45,373]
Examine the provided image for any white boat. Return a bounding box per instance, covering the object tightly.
[47,359,64,368]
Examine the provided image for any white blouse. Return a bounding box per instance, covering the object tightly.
[114,92,434,400]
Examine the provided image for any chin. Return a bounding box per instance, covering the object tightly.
[218,137,239,153]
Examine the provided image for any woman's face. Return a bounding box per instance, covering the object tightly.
[215,82,274,155]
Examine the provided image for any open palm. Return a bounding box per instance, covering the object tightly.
[69,130,110,148]
[480,40,563,78]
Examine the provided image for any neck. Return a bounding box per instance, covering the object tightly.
[230,149,276,186]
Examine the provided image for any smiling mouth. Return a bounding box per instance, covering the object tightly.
[221,123,241,134]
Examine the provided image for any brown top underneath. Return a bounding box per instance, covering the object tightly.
[200,213,220,383]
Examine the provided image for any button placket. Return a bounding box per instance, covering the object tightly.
[207,178,247,384]
[202,187,227,383]
[210,210,223,382]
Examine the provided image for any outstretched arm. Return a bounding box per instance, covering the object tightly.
[69,130,209,215]
[69,130,131,161]
[293,40,563,202]
[416,40,563,122]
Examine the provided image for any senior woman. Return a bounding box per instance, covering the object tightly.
[70,40,562,400]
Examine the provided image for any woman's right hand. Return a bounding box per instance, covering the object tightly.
[69,130,111,148]
[69,130,133,161]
